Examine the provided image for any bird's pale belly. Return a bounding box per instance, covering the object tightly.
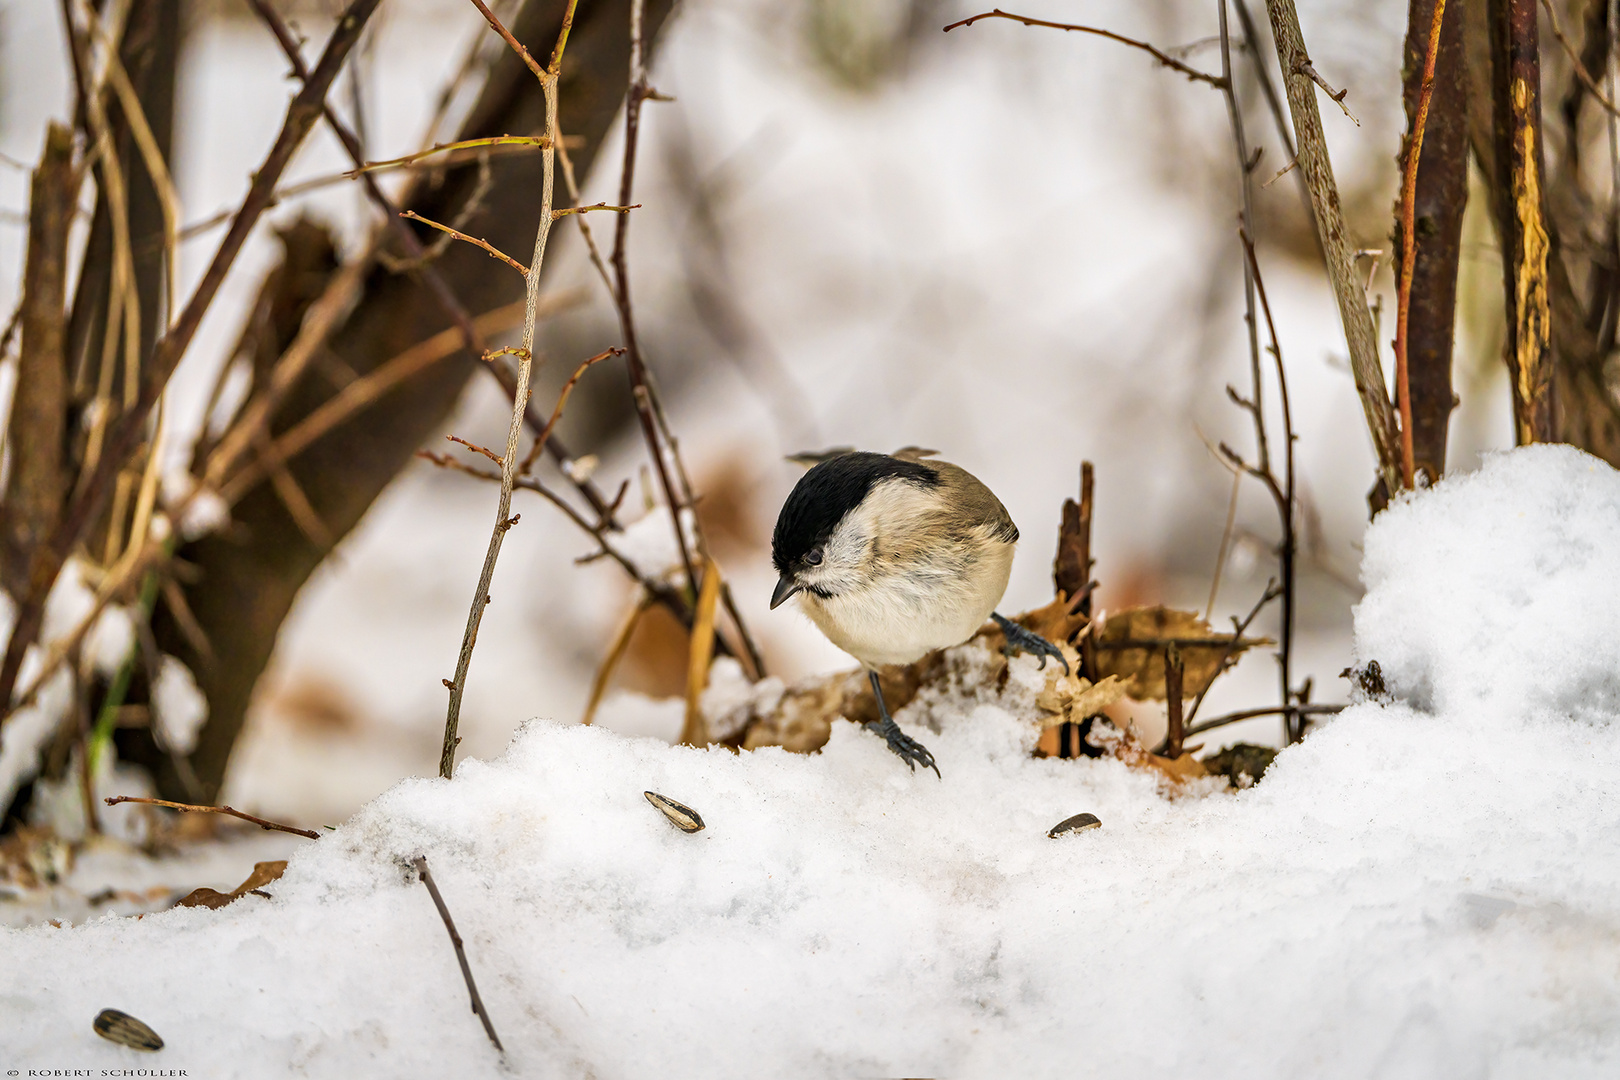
[798,542,1013,668]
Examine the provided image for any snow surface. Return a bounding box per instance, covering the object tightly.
[3,446,1620,1076]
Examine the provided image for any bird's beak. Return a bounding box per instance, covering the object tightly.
[770,575,802,610]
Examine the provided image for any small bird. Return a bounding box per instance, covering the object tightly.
[770,448,1067,775]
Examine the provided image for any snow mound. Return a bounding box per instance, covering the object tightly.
[4,446,1620,1077]
[1356,444,1620,722]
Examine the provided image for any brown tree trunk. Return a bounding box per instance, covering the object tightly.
[1490,0,1555,444]
[136,0,676,800]
[1,125,77,595]
[1397,0,1469,481]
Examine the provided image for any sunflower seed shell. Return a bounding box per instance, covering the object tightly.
[644,791,705,832]
[93,1008,164,1051]
[1047,812,1102,838]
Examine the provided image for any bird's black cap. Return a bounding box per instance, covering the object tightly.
[771,451,939,575]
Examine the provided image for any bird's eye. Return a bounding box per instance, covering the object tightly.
[804,550,823,567]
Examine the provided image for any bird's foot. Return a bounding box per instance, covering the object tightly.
[992,612,1070,675]
[862,717,941,778]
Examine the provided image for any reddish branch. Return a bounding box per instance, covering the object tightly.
[942,8,1225,88]
[1395,0,1469,483]
[518,347,622,474]
[399,210,528,275]
[1394,0,1450,489]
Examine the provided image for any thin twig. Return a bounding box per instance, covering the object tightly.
[448,435,505,466]
[400,210,528,275]
[553,202,641,218]
[1162,643,1186,757]
[411,856,504,1053]
[517,347,621,474]
[1183,701,1344,739]
[1184,579,1281,725]
[1240,232,1299,743]
[441,0,580,780]
[103,795,320,839]
[1230,0,1324,267]
[342,135,550,178]
[467,0,546,83]
[1541,0,1620,119]
[610,0,700,594]
[418,452,699,634]
[1218,0,1267,475]
[1393,0,1448,491]
[942,8,1226,88]
[550,8,764,680]
[1294,59,1359,124]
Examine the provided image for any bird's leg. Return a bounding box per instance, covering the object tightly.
[863,669,940,778]
[991,612,1070,675]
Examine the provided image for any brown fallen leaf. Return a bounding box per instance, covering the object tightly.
[1034,672,1127,729]
[176,860,287,910]
[1094,605,1270,700]
[1086,715,1209,787]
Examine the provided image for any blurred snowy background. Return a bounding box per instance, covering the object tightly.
[0,0,1516,826]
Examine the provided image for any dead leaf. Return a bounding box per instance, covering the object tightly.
[1086,715,1209,787]
[175,860,287,910]
[1094,605,1270,700]
[1035,673,1127,729]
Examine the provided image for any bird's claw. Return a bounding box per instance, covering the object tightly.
[864,718,941,779]
[992,612,1070,676]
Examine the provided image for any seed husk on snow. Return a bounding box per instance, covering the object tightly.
[1047,812,1102,838]
[644,791,705,833]
[93,1008,164,1051]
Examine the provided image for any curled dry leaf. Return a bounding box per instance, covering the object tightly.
[1094,605,1271,701]
[175,859,287,910]
[1034,671,1127,730]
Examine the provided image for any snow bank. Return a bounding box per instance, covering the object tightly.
[1357,444,1620,723]
[5,446,1620,1077]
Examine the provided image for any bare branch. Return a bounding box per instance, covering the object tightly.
[942,8,1226,88]
[411,856,504,1053]
[441,0,581,779]
[400,210,528,275]
[1393,0,1449,490]
[103,795,320,839]
[342,135,550,178]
